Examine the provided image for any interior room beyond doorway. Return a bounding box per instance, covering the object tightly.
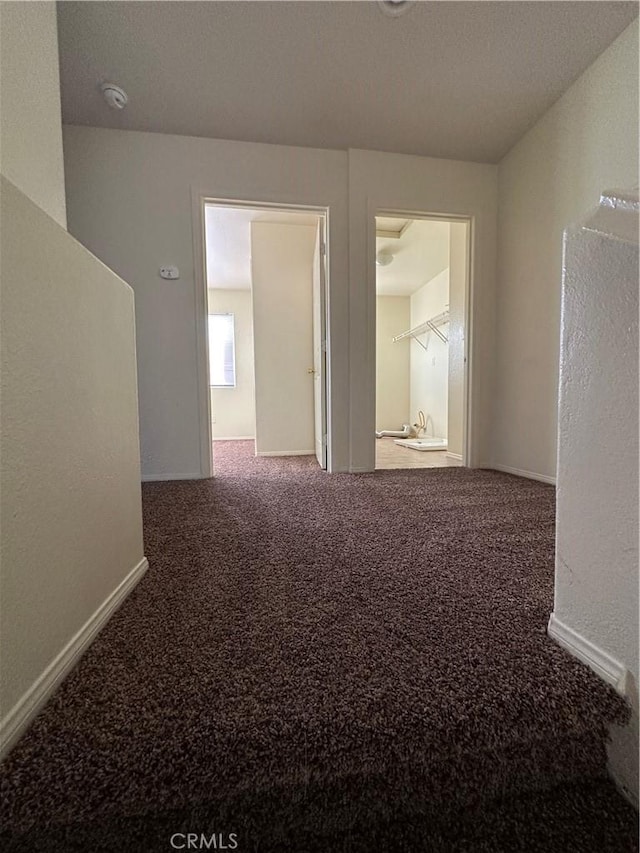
[204,203,328,473]
[375,215,469,471]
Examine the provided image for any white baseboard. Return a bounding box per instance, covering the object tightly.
[548,613,628,694]
[0,557,149,760]
[446,452,463,461]
[492,464,556,485]
[213,436,254,441]
[256,450,315,457]
[141,473,203,482]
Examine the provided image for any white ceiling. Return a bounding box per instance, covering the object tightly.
[207,208,447,294]
[205,205,320,290]
[376,217,411,237]
[376,219,450,297]
[57,2,637,164]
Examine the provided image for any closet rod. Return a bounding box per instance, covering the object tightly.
[393,310,449,347]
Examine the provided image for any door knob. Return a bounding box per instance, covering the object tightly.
[307,368,316,375]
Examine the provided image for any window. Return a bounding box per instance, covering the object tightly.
[208,313,236,387]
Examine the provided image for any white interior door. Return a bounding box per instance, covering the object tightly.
[312,221,327,468]
[251,222,316,455]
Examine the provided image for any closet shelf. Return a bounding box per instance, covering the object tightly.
[393,310,450,349]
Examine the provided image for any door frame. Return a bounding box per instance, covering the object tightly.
[191,192,330,477]
[312,220,328,469]
[374,208,473,466]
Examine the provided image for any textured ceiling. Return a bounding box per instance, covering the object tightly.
[57,1,638,163]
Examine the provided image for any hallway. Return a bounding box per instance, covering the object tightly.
[0,442,635,851]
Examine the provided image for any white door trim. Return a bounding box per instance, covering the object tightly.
[191,189,214,479]
[191,192,331,476]
[373,208,475,467]
[312,221,328,469]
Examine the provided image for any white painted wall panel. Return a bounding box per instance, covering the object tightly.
[495,19,639,480]
[554,190,638,802]
[376,296,410,431]
[63,126,350,475]
[0,1,67,227]
[348,148,497,472]
[410,270,449,440]
[0,177,145,725]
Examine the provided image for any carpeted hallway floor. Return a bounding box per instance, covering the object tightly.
[1,440,637,851]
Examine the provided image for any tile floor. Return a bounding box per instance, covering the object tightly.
[375,437,464,470]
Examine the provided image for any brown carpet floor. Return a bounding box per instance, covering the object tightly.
[1,440,637,851]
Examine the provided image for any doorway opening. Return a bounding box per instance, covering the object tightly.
[200,201,328,475]
[374,214,470,471]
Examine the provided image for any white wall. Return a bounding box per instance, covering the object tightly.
[251,222,317,455]
[0,6,145,758]
[207,289,255,440]
[63,126,350,475]
[0,177,146,754]
[410,270,449,440]
[552,190,638,803]
[447,222,467,458]
[376,296,410,431]
[494,19,639,481]
[0,1,67,227]
[348,148,497,472]
[60,23,636,481]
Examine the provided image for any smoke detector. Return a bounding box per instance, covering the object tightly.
[378,0,415,17]
[101,83,128,110]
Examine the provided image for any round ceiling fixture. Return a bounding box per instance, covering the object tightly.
[101,82,128,110]
[376,251,394,267]
[378,0,415,18]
